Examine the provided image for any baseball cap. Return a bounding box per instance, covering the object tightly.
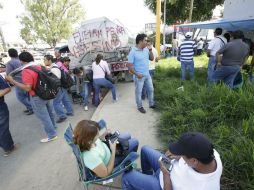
[169,132,214,160]
[185,32,192,38]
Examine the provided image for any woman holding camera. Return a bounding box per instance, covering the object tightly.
[73,119,139,178]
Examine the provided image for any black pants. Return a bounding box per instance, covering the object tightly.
[0,103,14,151]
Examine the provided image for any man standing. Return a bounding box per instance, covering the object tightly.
[127,34,155,114]
[207,28,227,82]
[44,55,74,123]
[6,52,57,143]
[6,48,33,115]
[197,38,204,55]
[172,36,179,57]
[0,75,18,156]
[179,32,197,80]
[213,30,249,88]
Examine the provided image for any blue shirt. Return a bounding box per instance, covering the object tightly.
[128,47,150,75]
[179,39,197,62]
[0,75,10,106]
[6,58,22,83]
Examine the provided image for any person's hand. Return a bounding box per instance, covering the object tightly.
[136,73,143,79]
[5,75,14,83]
[159,160,170,176]
[109,140,117,153]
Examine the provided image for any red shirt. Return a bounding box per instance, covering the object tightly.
[22,65,42,96]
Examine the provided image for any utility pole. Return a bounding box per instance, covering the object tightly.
[156,0,161,58]
[163,0,166,57]
[188,0,194,23]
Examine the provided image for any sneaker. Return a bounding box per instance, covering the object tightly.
[149,105,156,109]
[113,97,118,103]
[40,136,58,143]
[56,117,67,123]
[138,107,146,114]
[84,106,88,111]
[66,113,74,116]
[3,143,20,157]
[23,110,30,113]
[26,110,34,115]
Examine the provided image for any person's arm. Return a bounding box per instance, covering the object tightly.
[148,47,154,61]
[0,87,11,97]
[159,160,172,190]
[104,61,111,75]
[5,75,32,92]
[215,45,227,66]
[92,141,117,178]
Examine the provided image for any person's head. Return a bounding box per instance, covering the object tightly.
[44,54,54,66]
[95,54,103,64]
[232,30,244,40]
[8,48,18,58]
[185,32,192,39]
[136,33,148,48]
[223,32,231,42]
[214,28,223,36]
[169,132,214,168]
[73,120,100,151]
[147,39,153,47]
[63,56,71,66]
[72,67,84,76]
[200,38,203,41]
[54,48,61,59]
[18,52,34,64]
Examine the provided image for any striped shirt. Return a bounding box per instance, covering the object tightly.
[179,39,197,62]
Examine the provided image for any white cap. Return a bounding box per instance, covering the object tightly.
[185,32,192,38]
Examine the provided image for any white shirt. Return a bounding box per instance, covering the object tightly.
[50,63,61,79]
[149,47,158,70]
[160,150,222,190]
[92,60,111,79]
[208,36,227,56]
[197,40,204,50]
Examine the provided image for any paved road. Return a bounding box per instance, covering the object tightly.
[0,88,95,190]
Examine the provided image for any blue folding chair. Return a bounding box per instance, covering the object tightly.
[64,123,139,190]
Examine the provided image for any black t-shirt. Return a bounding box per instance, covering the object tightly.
[0,75,10,106]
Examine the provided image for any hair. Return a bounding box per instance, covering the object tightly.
[44,54,54,62]
[186,145,215,164]
[95,54,103,64]
[63,56,70,62]
[73,67,82,75]
[136,33,147,44]
[19,52,34,62]
[73,120,100,151]
[223,32,231,42]
[232,30,244,39]
[8,48,18,58]
[214,28,223,35]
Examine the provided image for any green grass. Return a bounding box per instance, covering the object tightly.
[154,56,254,190]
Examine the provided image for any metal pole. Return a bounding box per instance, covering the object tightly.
[163,0,166,57]
[155,0,161,58]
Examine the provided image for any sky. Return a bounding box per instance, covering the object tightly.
[0,0,156,43]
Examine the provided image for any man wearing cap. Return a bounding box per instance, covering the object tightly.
[179,32,197,80]
[121,132,222,190]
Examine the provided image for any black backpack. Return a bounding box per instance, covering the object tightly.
[27,66,61,100]
[53,66,74,89]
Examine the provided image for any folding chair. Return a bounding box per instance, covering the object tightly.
[64,123,139,190]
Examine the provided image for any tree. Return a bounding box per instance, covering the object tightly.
[144,0,224,25]
[0,2,7,51]
[19,0,85,47]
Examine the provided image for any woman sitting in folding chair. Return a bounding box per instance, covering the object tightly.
[73,120,139,178]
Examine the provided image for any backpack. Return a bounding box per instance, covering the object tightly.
[53,66,74,88]
[27,66,61,100]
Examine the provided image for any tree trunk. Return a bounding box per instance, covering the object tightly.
[188,0,194,23]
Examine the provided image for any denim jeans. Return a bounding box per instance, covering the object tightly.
[53,88,74,118]
[134,74,154,109]
[122,146,163,190]
[93,78,116,107]
[0,103,14,152]
[80,81,89,106]
[212,65,241,89]
[15,87,33,111]
[30,96,57,139]
[207,56,216,82]
[142,70,155,98]
[181,61,194,80]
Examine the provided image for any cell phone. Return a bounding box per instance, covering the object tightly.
[109,131,120,143]
[159,156,173,172]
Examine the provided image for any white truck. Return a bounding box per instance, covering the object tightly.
[67,17,135,80]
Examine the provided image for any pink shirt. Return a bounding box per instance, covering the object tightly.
[92,60,111,79]
[56,61,69,73]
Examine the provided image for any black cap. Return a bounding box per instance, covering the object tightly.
[169,132,213,160]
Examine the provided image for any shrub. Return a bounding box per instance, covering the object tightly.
[154,62,254,190]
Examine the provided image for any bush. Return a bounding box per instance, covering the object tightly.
[154,63,254,190]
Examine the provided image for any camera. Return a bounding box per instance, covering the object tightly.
[159,156,174,172]
[105,131,120,143]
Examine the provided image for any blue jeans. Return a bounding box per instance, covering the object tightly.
[142,70,155,98]
[134,74,154,109]
[122,146,163,190]
[80,81,89,106]
[30,96,57,139]
[53,88,73,118]
[93,78,116,107]
[207,56,216,81]
[15,87,33,111]
[0,103,14,151]
[212,65,241,89]
[181,61,194,80]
